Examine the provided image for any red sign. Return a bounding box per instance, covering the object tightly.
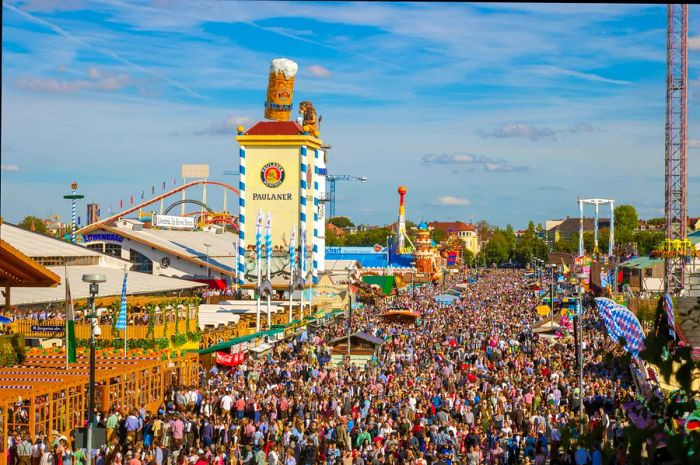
[216,351,245,367]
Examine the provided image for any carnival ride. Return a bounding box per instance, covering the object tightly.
[76,179,240,234]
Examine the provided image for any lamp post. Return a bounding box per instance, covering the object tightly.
[574,272,587,435]
[346,265,355,358]
[82,273,106,465]
[546,264,555,325]
[203,243,211,278]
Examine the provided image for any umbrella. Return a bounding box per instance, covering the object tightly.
[0,316,12,324]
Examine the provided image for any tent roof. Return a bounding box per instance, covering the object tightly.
[197,328,285,355]
[0,239,61,288]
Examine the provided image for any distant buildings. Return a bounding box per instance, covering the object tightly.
[545,217,611,248]
[87,203,100,225]
[428,221,480,255]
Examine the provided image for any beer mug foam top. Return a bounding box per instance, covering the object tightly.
[270,58,298,79]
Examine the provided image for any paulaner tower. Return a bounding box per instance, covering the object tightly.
[235,58,326,286]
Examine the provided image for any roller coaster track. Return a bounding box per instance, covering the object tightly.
[76,180,239,234]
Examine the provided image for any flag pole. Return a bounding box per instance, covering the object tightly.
[123,265,127,358]
[65,262,68,371]
[266,212,272,329]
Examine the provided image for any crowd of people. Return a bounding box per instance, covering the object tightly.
[6,269,644,465]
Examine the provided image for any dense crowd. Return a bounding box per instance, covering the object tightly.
[6,269,642,465]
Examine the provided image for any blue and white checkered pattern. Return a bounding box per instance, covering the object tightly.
[664,293,676,340]
[289,225,296,273]
[594,297,621,342]
[115,272,128,330]
[312,149,319,285]
[610,306,645,357]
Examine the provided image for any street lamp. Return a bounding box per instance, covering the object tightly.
[345,265,356,358]
[82,273,106,465]
[203,243,211,278]
[545,264,556,325]
[574,272,588,435]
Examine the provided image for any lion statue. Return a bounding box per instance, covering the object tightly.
[298,100,320,135]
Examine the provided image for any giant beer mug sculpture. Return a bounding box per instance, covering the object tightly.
[265,58,298,121]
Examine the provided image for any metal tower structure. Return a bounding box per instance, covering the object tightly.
[665,4,688,295]
[326,174,367,218]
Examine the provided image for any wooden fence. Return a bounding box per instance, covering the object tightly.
[7,319,187,340]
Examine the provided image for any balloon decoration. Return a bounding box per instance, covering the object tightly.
[536,305,551,316]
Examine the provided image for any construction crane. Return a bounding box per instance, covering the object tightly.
[664,4,689,295]
[326,174,367,219]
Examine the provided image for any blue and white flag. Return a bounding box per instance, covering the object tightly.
[610,306,645,358]
[255,210,264,260]
[299,228,307,278]
[594,297,620,342]
[664,293,676,340]
[289,225,297,272]
[264,212,272,265]
[115,271,128,331]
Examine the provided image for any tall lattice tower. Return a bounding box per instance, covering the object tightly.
[665,4,689,295]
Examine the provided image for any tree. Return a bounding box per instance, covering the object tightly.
[19,215,47,234]
[462,248,475,266]
[514,222,548,265]
[328,216,354,228]
[615,204,638,244]
[634,230,665,256]
[431,228,447,244]
[483,229,511,265]
[476,220,492,243]
[325,229,346,246]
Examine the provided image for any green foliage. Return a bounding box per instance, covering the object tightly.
[431,228,446,244]
[147,305,156,340]
[187,331,202,342]
[344,227,392,247]
[634,230,666,256]
[614,204,638,245]
[0,342,19,367]
[18,215,48,234]
[155,337,169,350]
[462,249,474,265]
[513,222,548,265]
[328,216,354,228]
[171,333,187,347]
[483,228,513,265]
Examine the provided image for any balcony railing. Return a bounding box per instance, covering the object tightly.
[7,319,188,340]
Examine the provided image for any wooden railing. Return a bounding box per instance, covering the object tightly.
[7,319,189,340]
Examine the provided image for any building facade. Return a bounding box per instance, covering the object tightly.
[428,221,480,255]
[235,121,326,285]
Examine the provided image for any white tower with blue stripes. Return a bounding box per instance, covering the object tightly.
[235,121,326,287]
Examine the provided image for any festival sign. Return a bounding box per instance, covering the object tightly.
[31,325,65,333]
[152,214,195,229]
[216,351,245,367]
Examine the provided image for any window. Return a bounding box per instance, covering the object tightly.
[87,244,104,253]
[105,243,122,257]
[644,268,653,278]
[130,249,153,274]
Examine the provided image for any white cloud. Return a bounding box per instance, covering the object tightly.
[689,36,700,50]
[478,123,557,141]
[193,115,252,136]
[15,69,133,93]
[530,65,630,85]
[483,162,529,173]
[308,64,332,78]
[1,164,21,172]
[689,139,700,149]
[434,196,471,206]
[422,153,477,165]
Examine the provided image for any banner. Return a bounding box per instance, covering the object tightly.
[152,214,195,229]
[216,351,245,366]
[664,293,676,340]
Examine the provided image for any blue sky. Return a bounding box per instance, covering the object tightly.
[2,1,700,227]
